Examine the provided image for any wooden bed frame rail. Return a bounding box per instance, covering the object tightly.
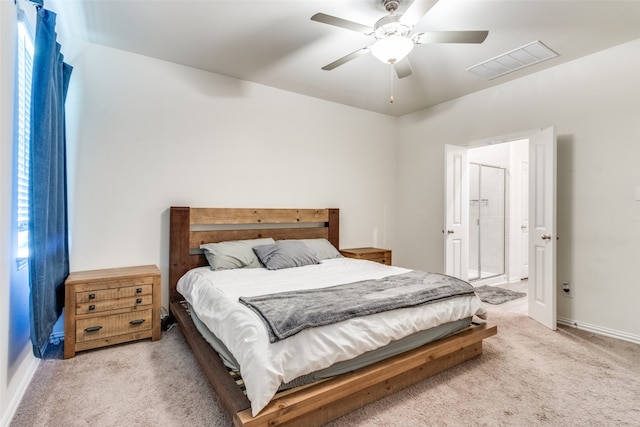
[168,206,496,427]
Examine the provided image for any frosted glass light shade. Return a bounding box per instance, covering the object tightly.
[370,36,414,64]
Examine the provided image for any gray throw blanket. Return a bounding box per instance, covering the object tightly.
[239,271,475,343]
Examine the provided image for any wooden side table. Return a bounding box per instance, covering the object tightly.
[340,247,392,265]
[64,264,161,359]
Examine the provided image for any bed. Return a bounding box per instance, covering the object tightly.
[168,206,497,426]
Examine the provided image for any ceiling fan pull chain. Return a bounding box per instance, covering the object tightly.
[389,63,394,104]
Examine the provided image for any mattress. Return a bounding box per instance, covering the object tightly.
[177,258,487,416]
[189,302,473,389]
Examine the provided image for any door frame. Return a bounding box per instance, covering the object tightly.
[444,128,556,329]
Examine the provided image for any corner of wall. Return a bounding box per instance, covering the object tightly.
[0,350,39,427]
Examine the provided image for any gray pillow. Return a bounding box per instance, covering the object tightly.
[253,241,320,270]
[200,238,275,270]
[292,239,343,260]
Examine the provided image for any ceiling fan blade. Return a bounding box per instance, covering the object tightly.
[394,58,413,79]
[311,13,373,34]
[400,0,439,26]
[321,47,370,71]
[413,31,489,44]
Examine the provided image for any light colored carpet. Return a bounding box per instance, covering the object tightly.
[474,285,527,305]
[11,309,640,426]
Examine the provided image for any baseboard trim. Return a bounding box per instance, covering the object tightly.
[557,316,640,345]
[0,355,39,427]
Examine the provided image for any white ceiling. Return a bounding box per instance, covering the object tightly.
[48,0,640,116]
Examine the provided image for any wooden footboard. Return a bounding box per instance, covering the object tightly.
[171,299,496,427]
[237,322,496,427]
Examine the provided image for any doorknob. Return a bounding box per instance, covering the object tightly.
[447,230,455,234]
[541,234,552,240]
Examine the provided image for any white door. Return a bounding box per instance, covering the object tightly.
[444,145,469,280]
[520,161,529,279]
[528,127,557,330]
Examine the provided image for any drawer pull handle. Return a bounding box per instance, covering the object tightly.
[130,319,145,325]
[88,305,96,311]
[136,288,142,294]
[84,326,102,333]
[136,298,142,304]
[88,294,95,299]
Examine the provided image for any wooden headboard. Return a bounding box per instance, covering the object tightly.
[168,207,339,302]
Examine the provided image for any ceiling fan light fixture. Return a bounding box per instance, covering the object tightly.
[370,35,414,64]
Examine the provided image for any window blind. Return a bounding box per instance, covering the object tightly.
[16,19,33,264]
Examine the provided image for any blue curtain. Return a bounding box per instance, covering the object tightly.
[28,6,73,358]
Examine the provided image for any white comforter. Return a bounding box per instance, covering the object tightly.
[177,258,487,416]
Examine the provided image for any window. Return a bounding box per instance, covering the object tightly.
[15,16,34,270]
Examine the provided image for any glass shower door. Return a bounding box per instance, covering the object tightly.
[468,163,506,281]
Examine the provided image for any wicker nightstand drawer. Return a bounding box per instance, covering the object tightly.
[64,265,161,358]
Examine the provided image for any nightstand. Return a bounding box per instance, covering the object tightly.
[340,247,392,265]
[64,264,161,359]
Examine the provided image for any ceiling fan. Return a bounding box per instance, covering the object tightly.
[311,0,489,79]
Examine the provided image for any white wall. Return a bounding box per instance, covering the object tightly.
[65,43,399,310]
[0,2,39,426]
[396,39,640,340]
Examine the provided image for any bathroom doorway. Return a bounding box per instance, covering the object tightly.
[445,127,557,328]
[466,139,529,286]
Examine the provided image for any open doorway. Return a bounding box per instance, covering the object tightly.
[467,139,529,288]
[445,127,557,329]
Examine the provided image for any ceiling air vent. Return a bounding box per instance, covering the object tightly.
[467,40,558,80]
